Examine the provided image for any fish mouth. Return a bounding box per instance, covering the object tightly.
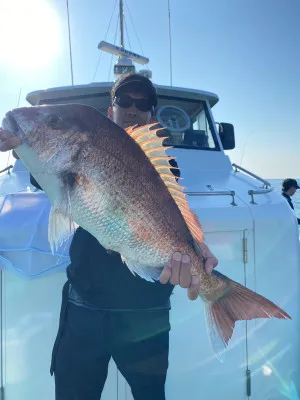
[2,112,21,137]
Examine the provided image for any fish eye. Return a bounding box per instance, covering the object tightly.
[47,114,64,129]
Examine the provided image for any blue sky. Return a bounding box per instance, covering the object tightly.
[0,0,299,178]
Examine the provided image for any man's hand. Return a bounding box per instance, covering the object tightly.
[0,129,22,153]
[159,245,218,301]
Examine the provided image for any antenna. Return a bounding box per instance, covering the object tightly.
[240,132,254,167]
[98,41,149,65]
[17,87,23,107]
[66,0,74,85]
[97,1,152,81]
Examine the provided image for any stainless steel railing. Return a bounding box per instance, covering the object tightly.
[186,190,237,206]
[0,165,13,175]
[248,188,274,204]
[232,163,271,189]
[186,184,275,206]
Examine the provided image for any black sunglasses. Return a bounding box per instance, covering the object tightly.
[113,94,154,112]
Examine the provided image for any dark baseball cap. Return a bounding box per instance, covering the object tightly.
[111,73,158,107]
[282,178,300,190]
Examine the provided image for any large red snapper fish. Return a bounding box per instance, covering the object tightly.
[1,104,291,358]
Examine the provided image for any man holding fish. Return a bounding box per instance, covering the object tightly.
[0,73,219,399]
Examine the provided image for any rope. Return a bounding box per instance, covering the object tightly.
[124,0,145,58]
[92,0,118,82]
[167,0,173,86]
[5,87,23,169]
[66,0,74,85]
[108,15,120,81]
[124,15,132,50]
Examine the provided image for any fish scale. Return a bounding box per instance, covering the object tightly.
[71,171,181,265]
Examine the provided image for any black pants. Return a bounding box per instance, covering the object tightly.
[51,288,170,400]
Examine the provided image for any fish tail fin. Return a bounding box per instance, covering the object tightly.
[203,271,291,361]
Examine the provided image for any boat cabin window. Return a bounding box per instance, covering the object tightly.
[156,99,220,151]
[37,92,220,151]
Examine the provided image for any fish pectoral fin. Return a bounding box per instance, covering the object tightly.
[48,205,76,254]
[48,188,77,253]
[121,255,163,282]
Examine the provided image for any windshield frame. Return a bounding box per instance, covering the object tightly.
[156,95,221,151]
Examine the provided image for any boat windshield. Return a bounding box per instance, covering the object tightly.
[158,100,220,151]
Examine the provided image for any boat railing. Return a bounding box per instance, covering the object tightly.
[0,165,13,175]
[186,185,275,207]
[232,163,271,189]
[248,188,274,204]
[186,190,237,206]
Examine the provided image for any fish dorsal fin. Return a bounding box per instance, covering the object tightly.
[125,124,205,247]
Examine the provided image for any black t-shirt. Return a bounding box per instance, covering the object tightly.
[67,226,174,310]
[30,174,174,310]
[282,192,300,224]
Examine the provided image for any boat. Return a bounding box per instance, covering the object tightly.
[0,1,299,399]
